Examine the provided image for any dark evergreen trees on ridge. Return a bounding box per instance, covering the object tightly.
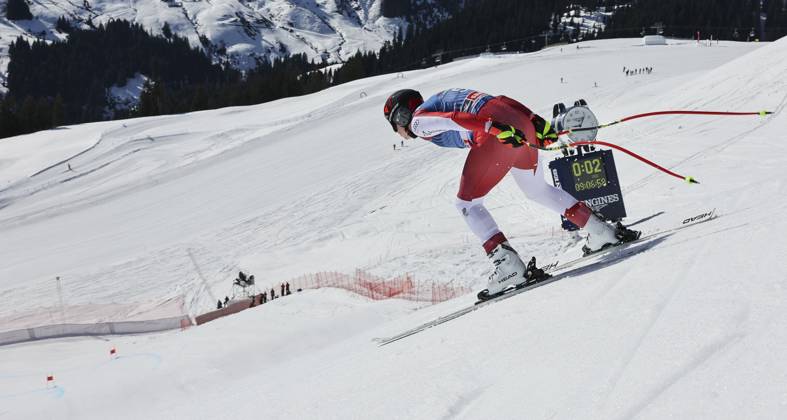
[0,0,785,139]
[5,0,33,21]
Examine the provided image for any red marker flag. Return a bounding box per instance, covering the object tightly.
[46,375,54,382]
[110,347,117,356]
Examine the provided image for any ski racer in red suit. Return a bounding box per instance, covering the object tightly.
[383,88,639,297]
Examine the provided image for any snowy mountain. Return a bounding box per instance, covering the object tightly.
[1,36,786,419]
[559,5,613,40]
[0,0,455,79]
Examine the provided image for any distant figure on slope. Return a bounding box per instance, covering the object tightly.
[217,299,223,309]
[382,88,639,297]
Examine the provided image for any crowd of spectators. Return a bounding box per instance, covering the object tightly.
[216,271,294,309]
[624,66,654,76]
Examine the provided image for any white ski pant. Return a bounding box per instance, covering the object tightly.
[454,155,579,244]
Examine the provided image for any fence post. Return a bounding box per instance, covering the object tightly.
[432,281,436,305]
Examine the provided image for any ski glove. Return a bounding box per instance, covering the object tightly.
[532,114,558,147]
[490,121,526,148]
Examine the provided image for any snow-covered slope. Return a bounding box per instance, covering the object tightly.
[0,0,404,75]
[1,37,786,419]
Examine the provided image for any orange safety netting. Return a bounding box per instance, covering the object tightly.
[285,270,471,305]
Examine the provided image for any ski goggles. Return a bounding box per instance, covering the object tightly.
[387,104,413,131]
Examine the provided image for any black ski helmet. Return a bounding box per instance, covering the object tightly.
[383,89,423,132]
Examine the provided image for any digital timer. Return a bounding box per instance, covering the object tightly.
[571,156,608,192]
[549,149,627,228]
[550,100,628,230]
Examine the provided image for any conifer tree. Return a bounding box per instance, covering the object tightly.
[6,0,33,21]
[162,22,173,39]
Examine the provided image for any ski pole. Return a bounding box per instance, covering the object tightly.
[557,109,773,136]
[545,139,699,184]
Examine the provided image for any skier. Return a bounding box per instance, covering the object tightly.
[383,88,639,297]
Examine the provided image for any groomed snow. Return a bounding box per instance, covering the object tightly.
[1,37,786,419]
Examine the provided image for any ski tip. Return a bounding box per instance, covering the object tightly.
[759,110,772,116]
[685,176,700,184]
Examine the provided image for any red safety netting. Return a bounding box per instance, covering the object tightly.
[284,270,471,305]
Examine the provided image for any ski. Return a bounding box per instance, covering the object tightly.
[476,208,717,302]
[377,238,662,346]
[540,208,717,275]
[376,208,718,347]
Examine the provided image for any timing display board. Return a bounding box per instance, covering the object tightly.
[571,154,609,192]
[549,149,627,228]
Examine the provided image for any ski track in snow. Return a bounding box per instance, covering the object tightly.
[600,230,710,401]
[613,330,745,420]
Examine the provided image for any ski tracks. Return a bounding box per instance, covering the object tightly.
[611,330,745,420]
[437,386,485,420]
[599,224,748,419]
[625,90,787,194]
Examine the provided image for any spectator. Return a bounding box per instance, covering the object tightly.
[285,282,291,295]
[270,288,277,299]
[217,299,223,309]
[281,283,286,297]
[224,296,230,306]
[262,291,267,303]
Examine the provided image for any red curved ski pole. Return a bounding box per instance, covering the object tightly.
[557,109,772,136]
[562,140,699,184]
